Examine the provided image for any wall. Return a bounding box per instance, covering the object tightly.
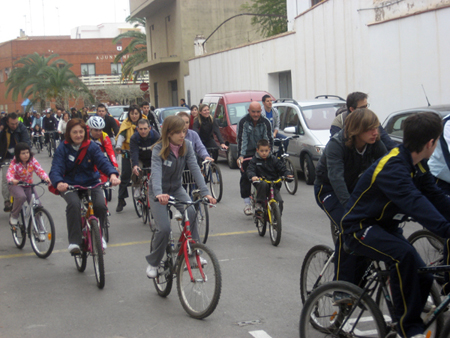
[186,0,450,122]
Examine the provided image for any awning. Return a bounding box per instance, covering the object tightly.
[21,98,30,106]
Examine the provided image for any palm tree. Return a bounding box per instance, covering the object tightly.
[113,16,148,82]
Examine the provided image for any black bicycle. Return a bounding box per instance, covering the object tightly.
[45,131,58,157]
[274,135,299,195]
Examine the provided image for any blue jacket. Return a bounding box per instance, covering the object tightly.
[342,145,450,238]
[49,140,119,187]
[130,129,160,168]
[185,129,209,159]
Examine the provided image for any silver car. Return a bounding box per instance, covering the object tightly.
[273,97,346,185]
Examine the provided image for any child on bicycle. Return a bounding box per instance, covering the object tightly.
[145,115,216,278]
[32,125,44,147]
[6,142,50,229]
[246,139,293,215]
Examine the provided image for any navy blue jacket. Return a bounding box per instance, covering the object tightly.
[49,140,119,187]
[130,129,160,168]
[342,145,450,238]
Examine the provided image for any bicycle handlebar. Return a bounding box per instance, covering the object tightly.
[154,195,216,208]
[274,135,299,142]
[67,181,110,191]
[252,176,293,184]
[8,180,49,187]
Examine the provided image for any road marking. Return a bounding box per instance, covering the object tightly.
[0,230,257,259]
[249,330,272,338]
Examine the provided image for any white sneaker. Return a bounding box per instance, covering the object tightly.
[134,188,141,198]
[39,233,46,241]
[102,237,107,250]
[146,264,158,278]
[410,335,426,338]
[189,255,207,268]
[68,244,81,254]
[243,204,252,216]
[9,216,18,226]
[173,210,183,221]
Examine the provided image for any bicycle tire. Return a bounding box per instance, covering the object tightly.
[255,211,267,237]
[11,209,26,249]
[141,192,149,225]
[376,281,443,338]
[36,142,41,153]
[441,320,450,338]
[299,281,387,338]
[29,207,55,259]
[152,232,174,297]
[102,216,110,243]
[91,219,105,289]
[51,138,56,157]
[283,157,298,195]
[300,245,335,305]
[268,201,282,246]
[196,203,209,244]
[176,242,222,319]
[132,187,143,218]
[74,250,87,272]
[209,163,223,202]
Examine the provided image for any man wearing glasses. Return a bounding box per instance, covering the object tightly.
[330,91,396,150]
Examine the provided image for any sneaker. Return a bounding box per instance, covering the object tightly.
[116,198,126,212]
[9,216,18,226]
[411,335,426,338]
[332,291,353,305]
[173,210,182,221]
[133,188,141,198]
[102,237,107,250]
[4,201,12,212]
[68,244,81,255]
[189,255,207,268]
[146,264,158,278]
[243,204,252,216]
[38,233,46,241]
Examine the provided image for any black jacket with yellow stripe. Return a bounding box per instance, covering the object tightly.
[342,144,450,238]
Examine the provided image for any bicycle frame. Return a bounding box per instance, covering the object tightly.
[256,177,282,223]
[16,182,46,233]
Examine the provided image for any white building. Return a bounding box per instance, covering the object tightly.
[71,22,143,39]
[185,0,450,122]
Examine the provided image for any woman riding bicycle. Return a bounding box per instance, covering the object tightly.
[145,115,216,279]
[314,108,387,288]
[115,105,142,212]
[192,104,228,161]
[49,119,120,254]
[189,105,198,129]
[58,112,70,142]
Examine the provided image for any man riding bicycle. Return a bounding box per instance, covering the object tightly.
[342,112,450,338]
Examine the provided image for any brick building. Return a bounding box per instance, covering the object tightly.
[0,35,147,113]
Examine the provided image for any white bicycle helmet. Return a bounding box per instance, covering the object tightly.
[87,116,105,130]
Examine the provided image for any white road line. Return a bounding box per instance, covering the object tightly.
[249,330,272,338]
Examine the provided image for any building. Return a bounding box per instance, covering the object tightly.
[185,0,450,122]
[71,22,144,39]
[0,34,148,113]
[129,0,265,108]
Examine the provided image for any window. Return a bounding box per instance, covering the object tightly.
[214,104,227,127]
[311,0,324,6]
[81,63,96,76]
[111,63,122,75]
[0,70,3,83]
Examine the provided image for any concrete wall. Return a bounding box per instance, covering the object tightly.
[186,0,450,122]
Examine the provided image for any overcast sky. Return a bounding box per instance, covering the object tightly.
[0,0,130,43]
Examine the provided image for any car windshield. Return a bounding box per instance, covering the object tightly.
[300,104,345,130]
[161,108,189,121]
[227,101,262,125]
[108,107,125,118]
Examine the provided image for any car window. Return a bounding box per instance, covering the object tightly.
[209,103,217,117]
[161,108,190,121]
[300,104,344,130]
[227,101,263,125]
[385,113,413,138]
[214,104,226,127]
[108,106,125,118]
[277,106,287,129]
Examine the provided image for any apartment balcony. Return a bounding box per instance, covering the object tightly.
[80,74,150,88]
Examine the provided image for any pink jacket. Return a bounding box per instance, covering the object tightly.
[6,158,49,184]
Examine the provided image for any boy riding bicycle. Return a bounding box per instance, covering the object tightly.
[342,112,450,338]
[246,139,293,215]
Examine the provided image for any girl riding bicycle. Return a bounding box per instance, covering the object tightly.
[7,142,50,227]
[145,115,216,278]
[49,119,120,254]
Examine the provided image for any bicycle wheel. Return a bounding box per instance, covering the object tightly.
[132,187,143,218]
[441,320,450,338]
[255,211,267,237]
[283,158,298,195]
[29,207,55,258]
[299,281,387,338]
[51,138,56,157]
[376,281,443,338]
[74,250,87,272]
[268,201,282,246]
[91,219,105,289]
[300,245,335,304]
[141,191,149,225]
[102,216,110,243]
[196,203,209,244]
[11,210,26,249]
[209,163,223,202]
[37,141,41,153]
[176,242,222,319]
[152,232,174,297]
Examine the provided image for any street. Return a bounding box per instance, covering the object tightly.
[0,150,425,338]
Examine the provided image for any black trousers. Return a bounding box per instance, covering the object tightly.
[239,160,251,199]
[253,181,284,213]
[119,155,132,200]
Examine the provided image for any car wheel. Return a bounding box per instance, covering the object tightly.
[227,149,238,169]
[302,154,315,185]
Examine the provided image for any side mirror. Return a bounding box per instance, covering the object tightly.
[283,126,296,134]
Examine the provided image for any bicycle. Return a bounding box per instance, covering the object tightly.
[33,135,43,153]
[44,130,58,157]
[9,181,56,258]
[251,177,290,246]
[67,181,109,289]
[131,167,154,229]
[183,157,223,203]
[152,191,222,319]
[274,135,299,195]
[299,259,448,338]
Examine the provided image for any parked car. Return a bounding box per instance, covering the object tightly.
[382,104,450,143]
[108,105,129,120]
[154,107,190,127]
[203,90,275,169]
[273,96,346,185]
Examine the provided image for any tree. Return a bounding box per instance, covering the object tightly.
[5,52,93,111]
[113,16,148,82]
[241,0,287,38]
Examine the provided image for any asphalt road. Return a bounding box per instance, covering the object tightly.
[0,150,427,338]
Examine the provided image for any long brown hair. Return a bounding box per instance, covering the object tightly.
[196,103,213,127]
[154,115,187,160]
[65,118,88,144]
[344,108,380,148]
